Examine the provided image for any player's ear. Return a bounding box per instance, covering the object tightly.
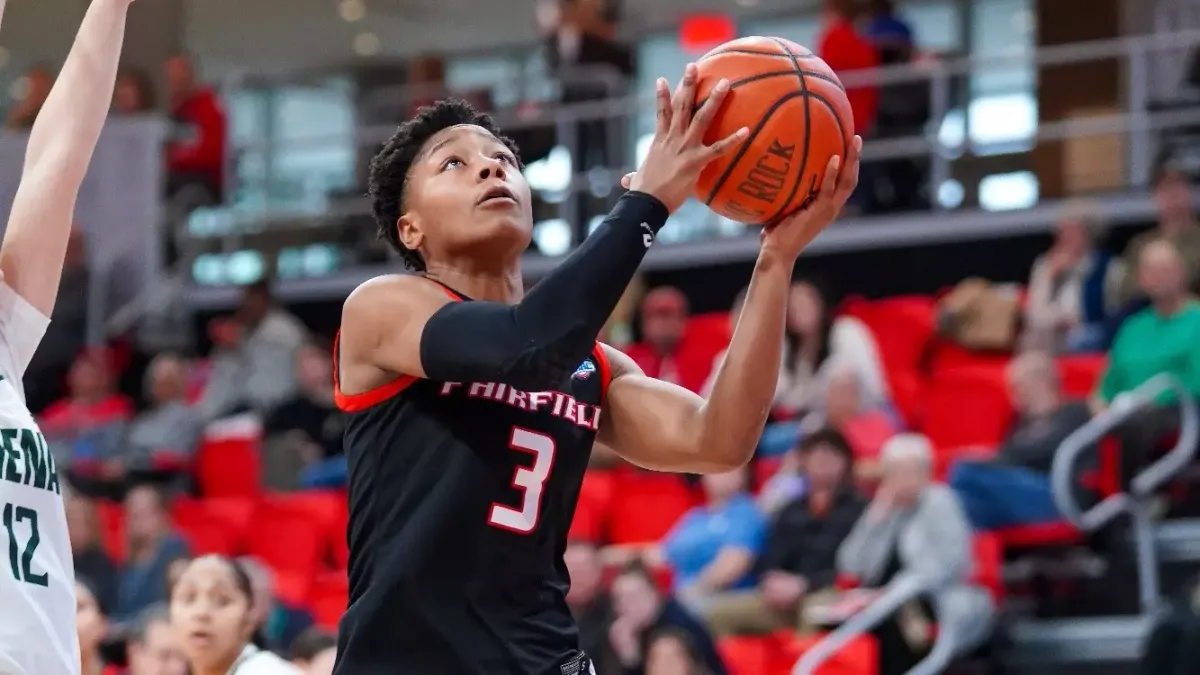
[397,214,424,252]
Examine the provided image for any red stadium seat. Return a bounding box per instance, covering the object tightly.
[686,312,733,349]
[97,499,125,563]
[844,295,936,373]
[606,469,697,545]
[971,533,1004,602]
[771,631,879,675]
[264,491,344,565]
[172,497,255,553]
[195,436,262,498]
[309,571,349,630]
[245,500,325,583]
[570,470,617,542]
[718,636,772,675]
[1059,354,1107,399]
[331,496,350,570]
[922,366,1014,454]
[994,521,1083,549]
[754,456,784,493]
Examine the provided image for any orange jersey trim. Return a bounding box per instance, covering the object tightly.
[592,342,612,402]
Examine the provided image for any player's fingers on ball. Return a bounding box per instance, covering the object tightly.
[703,126,749,160]
[687,78,729,144]
[654,78,672,136]
[820,154,842,197]
[671,63,698,134]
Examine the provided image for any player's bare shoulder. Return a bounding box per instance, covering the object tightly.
[340,274,456,382]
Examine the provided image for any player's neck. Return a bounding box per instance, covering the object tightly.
[424,264,523,304]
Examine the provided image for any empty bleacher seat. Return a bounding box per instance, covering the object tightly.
[922,366,1015,457]
[606,469,697,545]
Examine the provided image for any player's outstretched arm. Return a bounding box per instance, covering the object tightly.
[597,137,862,473]
[0,0,133,317]
[342,65,747,390]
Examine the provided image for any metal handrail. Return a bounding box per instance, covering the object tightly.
[792,573,990,675]
[1049,372,1198,611]
[1050,374,1199,530]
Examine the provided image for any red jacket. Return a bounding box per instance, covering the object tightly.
[168,87,228,189]
[818,19,881,135]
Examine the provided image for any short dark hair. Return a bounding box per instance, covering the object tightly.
[616,559,659,588]
[797,426,854,464]
[367,98,521,272]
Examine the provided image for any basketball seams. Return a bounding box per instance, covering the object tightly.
[762,37,813,225]
[699,48,818,61]
[702,90,807,207]
[691,69,845,113]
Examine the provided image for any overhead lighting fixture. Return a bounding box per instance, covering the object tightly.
[353,32,381,56]
[339,0,366,22]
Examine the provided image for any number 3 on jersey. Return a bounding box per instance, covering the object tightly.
[3,502,47,586]
[488,427,556,534]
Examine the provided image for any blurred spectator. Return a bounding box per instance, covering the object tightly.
[240,556,316,653]
[164,53,228,211]
[806,365,899,470]
[115,485,190,621]
[817,0,880,137]
[564,541,618,674]
[287,628,337,671]
[625,287,713,393]
[645,628,717,675]
[1023,207,1123,353]
[950,352,1087,530]
[655,467,766,616]
[199,280,307,421]
[1099,239,1200,481]
[26,226,90,414]
[863,0,914,61]
[264,343,346,491]
[126,603,188,675]
[66,493,120,612]
[41,348,134,480]
[708,428,865,636]
[836,434,994,675]
[76,577,112,675]
[5,64,53,129]
[608,562,727,675]
[127,353,203,469]
[700,288,786,401]
[758,279,888,456]
[1116,161,1200,307]
[114,68,156,115]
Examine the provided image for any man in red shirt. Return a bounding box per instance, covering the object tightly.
[817,0,880,138]
[624,286,716,393]
[164,53,227,202]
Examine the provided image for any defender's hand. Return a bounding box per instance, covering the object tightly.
[760,135,862,262]
[626,63,748,213]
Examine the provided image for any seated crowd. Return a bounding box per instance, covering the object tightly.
[37,159,1200,675]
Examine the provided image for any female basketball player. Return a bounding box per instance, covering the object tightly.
[0,1,137,674]
[169,556,300,675]
[332,62,862,673]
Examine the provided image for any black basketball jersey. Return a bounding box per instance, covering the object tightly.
[330,283,610,675]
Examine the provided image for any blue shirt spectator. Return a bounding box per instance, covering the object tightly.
[662,469,766,600]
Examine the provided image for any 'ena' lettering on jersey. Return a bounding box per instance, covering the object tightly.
[437,382,602,431]
[0,427,60,494]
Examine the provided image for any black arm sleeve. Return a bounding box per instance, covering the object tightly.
[419,190,668,389]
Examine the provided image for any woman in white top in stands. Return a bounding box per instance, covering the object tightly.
[170,556,300,675]
[703,279,888,457]
[0,0,137,673]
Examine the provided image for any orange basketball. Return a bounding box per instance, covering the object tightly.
[692,36,855,224]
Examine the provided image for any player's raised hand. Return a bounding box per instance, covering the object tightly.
[626,63,749,213]
[760,134,862,261]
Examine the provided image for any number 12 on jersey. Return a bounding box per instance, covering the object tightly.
[3,502,47,586]
[488,427,556,534]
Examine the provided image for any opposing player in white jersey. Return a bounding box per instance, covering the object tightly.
[0,0,136,673]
